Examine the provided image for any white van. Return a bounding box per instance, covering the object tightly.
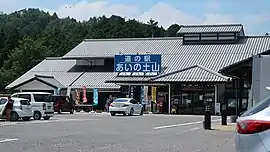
[0,97,33,121]
[11,92,54,120]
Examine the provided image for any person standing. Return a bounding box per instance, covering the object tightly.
[105,95,113,112]
[6,96,14,121]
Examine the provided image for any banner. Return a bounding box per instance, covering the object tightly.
[151,87,157,103]
[82,86,87,103]
[56,88,61,95]
[93,88,98,106]
[140,86,144,104]
[144,86,148,101]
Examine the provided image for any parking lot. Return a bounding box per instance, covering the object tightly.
[0,113,235,152]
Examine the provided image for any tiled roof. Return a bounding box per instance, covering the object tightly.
[177,24,243,34]
[62,36,270,82]
[70,72,120,89]
[106,76,151,83]
[6,59,83,89]
[6,58,120,90]
[35,75,65,88]
[150,65,230,82]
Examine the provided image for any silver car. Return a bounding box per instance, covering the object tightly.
[235,96,270,152]
[109,98,144,116]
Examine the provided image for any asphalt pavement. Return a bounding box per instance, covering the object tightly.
[0,113,235,152]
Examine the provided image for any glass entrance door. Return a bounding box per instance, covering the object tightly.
[179,92,211,115]
[179,93,193,114]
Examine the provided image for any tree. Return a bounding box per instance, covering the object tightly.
[165,24,181,37]
[0,9,180,90]
[147,18,159,38]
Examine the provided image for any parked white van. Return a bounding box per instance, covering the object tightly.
[11,92,54,120]
[0,97,33,121]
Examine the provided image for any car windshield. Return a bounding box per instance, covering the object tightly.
[114,99,128,103]
[33,94,53,102]
[241,96,270,117]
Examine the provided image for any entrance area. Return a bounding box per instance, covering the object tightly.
[171,83,215,115]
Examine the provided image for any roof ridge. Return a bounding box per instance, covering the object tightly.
[150,65,197,81]
[35,75,65,87]
[46,57,63,60]
[196,65,230,80]
[150,64,230,81]
[84,37,182,42]
[34,74,54,78]
[181,24,243,28]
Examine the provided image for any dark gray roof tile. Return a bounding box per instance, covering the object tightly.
[178,24,243,33]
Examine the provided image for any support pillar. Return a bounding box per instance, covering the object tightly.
[168,83,171,114]
[214,84,218,115]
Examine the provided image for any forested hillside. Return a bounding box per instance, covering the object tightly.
[0,8,181,90]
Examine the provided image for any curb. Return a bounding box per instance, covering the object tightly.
[212,123,236,132]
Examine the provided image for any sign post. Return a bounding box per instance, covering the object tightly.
[114,54,161,73]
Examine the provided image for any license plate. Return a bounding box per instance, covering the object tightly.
[48,106,51,109]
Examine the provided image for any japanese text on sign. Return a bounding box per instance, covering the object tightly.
[114,54,161,73]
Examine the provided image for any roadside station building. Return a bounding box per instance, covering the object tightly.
[6,24,270,114]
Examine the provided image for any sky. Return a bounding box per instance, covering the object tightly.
[0,0,270,35]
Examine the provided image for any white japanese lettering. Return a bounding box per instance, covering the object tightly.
[142,63,150,72]
[124,63,132,71]
[151,63,160,72]
[116,63,124,72]
[133,64,142,71]
[125,55,131,62]
[134,56,141,62]
[144,55,151,62]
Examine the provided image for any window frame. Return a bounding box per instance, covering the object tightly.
[18,94,32,102]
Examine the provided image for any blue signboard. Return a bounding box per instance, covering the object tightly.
[93,88,98,105]
[114,54,161,72]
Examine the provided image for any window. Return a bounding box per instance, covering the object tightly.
[130,99,138,104]
[218,36,235,40]
[218,32,235,36]
[184,33,200,37]
[20,100,30,105]
[18,94,31,102]
[11,94,19,98]
[241,96,270,117]
[184,37,200,41]
[201,33,218,37]
[114,99,128,103]
[0,99,7,105]
[33,94,53,102]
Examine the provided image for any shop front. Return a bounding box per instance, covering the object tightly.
[170,83,215,115]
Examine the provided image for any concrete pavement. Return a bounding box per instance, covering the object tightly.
[0,114,235,152]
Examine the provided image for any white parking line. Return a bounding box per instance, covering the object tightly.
[153,119,221,130]
[0,138,19,143]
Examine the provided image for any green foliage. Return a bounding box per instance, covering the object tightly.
[0,8,181,90]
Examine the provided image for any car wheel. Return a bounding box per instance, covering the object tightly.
[123,113,126,116]
[70,109,74,114]
[33,111,42,120]
[129,108,134,116]
[43,116,50,120]
[140,108,144,116]
[10,112,19,121]
[22,117,31,121]
[111,112,116,116]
